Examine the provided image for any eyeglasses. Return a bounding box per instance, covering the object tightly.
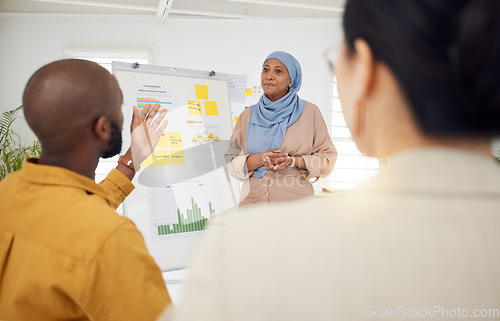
[323,47,339,75]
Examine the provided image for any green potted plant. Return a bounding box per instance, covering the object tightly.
[0,106,41,180]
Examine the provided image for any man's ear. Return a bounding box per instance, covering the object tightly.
[94,116,111,142]
[350,38,375,137]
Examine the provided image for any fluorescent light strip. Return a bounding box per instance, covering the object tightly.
[227,0,345,12]
[31,0,156,12]
[170,8,249,19]
[32,0,249,19]
[156,0,174,23]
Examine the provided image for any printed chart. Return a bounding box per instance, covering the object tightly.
[132,83,179,112]
[136,97,173,111]
[148,180,223,240]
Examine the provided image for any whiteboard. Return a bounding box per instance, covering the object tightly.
[113,62,239,271]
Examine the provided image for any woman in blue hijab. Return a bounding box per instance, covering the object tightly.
[226,51,337,207]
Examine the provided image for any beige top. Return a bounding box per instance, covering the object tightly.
[159,148,500,321]
[225,102,337,207]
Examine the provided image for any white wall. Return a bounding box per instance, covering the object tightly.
[0,13,343,143]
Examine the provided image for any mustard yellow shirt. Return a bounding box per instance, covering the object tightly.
[0,159,171,320]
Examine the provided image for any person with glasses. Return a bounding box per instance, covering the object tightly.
[225,51,337,207]
[159,0,500,319]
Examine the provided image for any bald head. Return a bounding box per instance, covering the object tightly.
[23,59,123,148]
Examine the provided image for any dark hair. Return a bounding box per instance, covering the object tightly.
[343,0,500,138]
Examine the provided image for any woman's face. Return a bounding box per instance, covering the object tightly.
[261,59,292,102]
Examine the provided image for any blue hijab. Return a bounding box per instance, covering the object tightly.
[246,51,307,179]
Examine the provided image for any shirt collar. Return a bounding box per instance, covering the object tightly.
[21,158,115,202]
[368,147,500,196]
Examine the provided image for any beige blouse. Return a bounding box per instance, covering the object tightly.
[225,102,337,207]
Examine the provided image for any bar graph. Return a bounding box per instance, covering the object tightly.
[137,97,173,110]
[147,181,223,240]
[156,198,216,235]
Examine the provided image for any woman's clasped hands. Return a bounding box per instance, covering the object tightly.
[261,149,293,172]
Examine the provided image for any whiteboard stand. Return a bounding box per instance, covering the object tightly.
[112,61,239,271]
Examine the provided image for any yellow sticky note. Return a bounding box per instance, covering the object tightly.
[188,100,201,116]
[154,150,170,166]
[158,132,168,148]
[195,85,209,100]
[168,132,183,148]
[141,154,155,167]
[234,116,239,123]
[170,149,185,165]
[245,88,253,96]
[204,101,219,116]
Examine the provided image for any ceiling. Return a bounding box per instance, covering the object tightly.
[0,0,346,22]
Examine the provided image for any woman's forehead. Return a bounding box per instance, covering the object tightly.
[263,58,286,68]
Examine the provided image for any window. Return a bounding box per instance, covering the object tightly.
[63,45,153,191]
[326,76,380,191]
